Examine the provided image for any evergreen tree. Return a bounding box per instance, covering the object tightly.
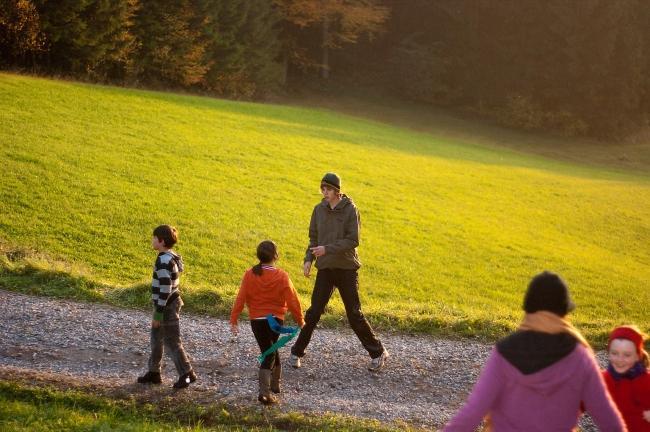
[199,0,282,98]
[32,0,136,77]
[84,0,138,81]
[237,0,282,96]
[132,0,210,87]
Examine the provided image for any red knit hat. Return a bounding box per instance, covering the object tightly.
[608,325,646,356]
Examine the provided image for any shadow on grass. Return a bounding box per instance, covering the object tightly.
[2,244,609,345]
[0,247,227,318]
[0,260,613,345]
[0,245,514,343]
[0,261,105,303]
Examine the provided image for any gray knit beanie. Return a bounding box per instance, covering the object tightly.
[321,173,341,190]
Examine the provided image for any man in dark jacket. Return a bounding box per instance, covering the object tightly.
[289,173,388,372]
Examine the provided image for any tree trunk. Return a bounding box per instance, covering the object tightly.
[320,16,329,79]
[281,49,289,87]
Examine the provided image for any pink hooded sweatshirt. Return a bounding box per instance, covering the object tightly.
[444,344,626,431]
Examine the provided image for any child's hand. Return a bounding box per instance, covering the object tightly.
[230,323,239,336]
[151,319,161,329]
[643,410,650,423]
[303,261,312,277]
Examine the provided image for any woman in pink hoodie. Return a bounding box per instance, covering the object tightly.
[444,271,626,432]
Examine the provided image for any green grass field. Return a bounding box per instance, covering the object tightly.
[1,72,649,344]
[0,381,406,431]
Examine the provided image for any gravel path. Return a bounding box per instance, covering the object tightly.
[0,289,601,430]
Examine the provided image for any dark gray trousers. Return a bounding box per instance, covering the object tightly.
[148,297,192,376]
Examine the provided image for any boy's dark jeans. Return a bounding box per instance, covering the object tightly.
[251,317,282,370]
[148,297,193,376]
[291,268,384,358]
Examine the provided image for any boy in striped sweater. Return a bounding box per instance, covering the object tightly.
[137,225,196,389]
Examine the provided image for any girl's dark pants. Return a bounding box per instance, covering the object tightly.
[290,268,384,358]
[251,317,282,370]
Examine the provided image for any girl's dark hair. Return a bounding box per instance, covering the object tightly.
[252,240,278,276]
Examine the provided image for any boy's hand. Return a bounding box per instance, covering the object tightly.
[230,323,239,336]
[151,319,161,329]
[303,261,312,277]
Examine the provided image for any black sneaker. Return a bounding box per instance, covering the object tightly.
[173,370,197,389]
[137,371,162,384]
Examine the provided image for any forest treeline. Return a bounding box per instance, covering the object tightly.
[2,0,649,139]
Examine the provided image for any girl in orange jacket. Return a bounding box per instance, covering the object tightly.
[230,240,304,404]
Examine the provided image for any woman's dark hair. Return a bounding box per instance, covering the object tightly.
[153,225,178,247]
[252,240,278,276]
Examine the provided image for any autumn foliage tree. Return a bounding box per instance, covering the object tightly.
[0,0,44,67]
[274,0,389,80]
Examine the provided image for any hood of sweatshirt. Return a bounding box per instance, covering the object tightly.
[496,331,580,393]
[319,194,353,212]
[256,266,285,284]
[164,251,184,272]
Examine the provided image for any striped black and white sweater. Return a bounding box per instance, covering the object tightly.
[151,251,184,321]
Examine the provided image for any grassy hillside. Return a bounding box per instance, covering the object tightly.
[1,73,649,343]
[0,381,406,431]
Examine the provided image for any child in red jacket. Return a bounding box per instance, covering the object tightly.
[603,325,650,431]
[230,240,304,405]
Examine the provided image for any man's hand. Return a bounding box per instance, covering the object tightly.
[303,261,312,277]
[230,323,239,336]
[310,246,326,257]
[643,410,650,423]
[151,319,161,329]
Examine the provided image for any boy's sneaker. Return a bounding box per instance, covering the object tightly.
[288,354,301,369]
[172,370,197,389]
[137,371,162,384]
[368,350,389,372]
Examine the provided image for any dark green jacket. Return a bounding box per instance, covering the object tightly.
[304,194,361,270]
